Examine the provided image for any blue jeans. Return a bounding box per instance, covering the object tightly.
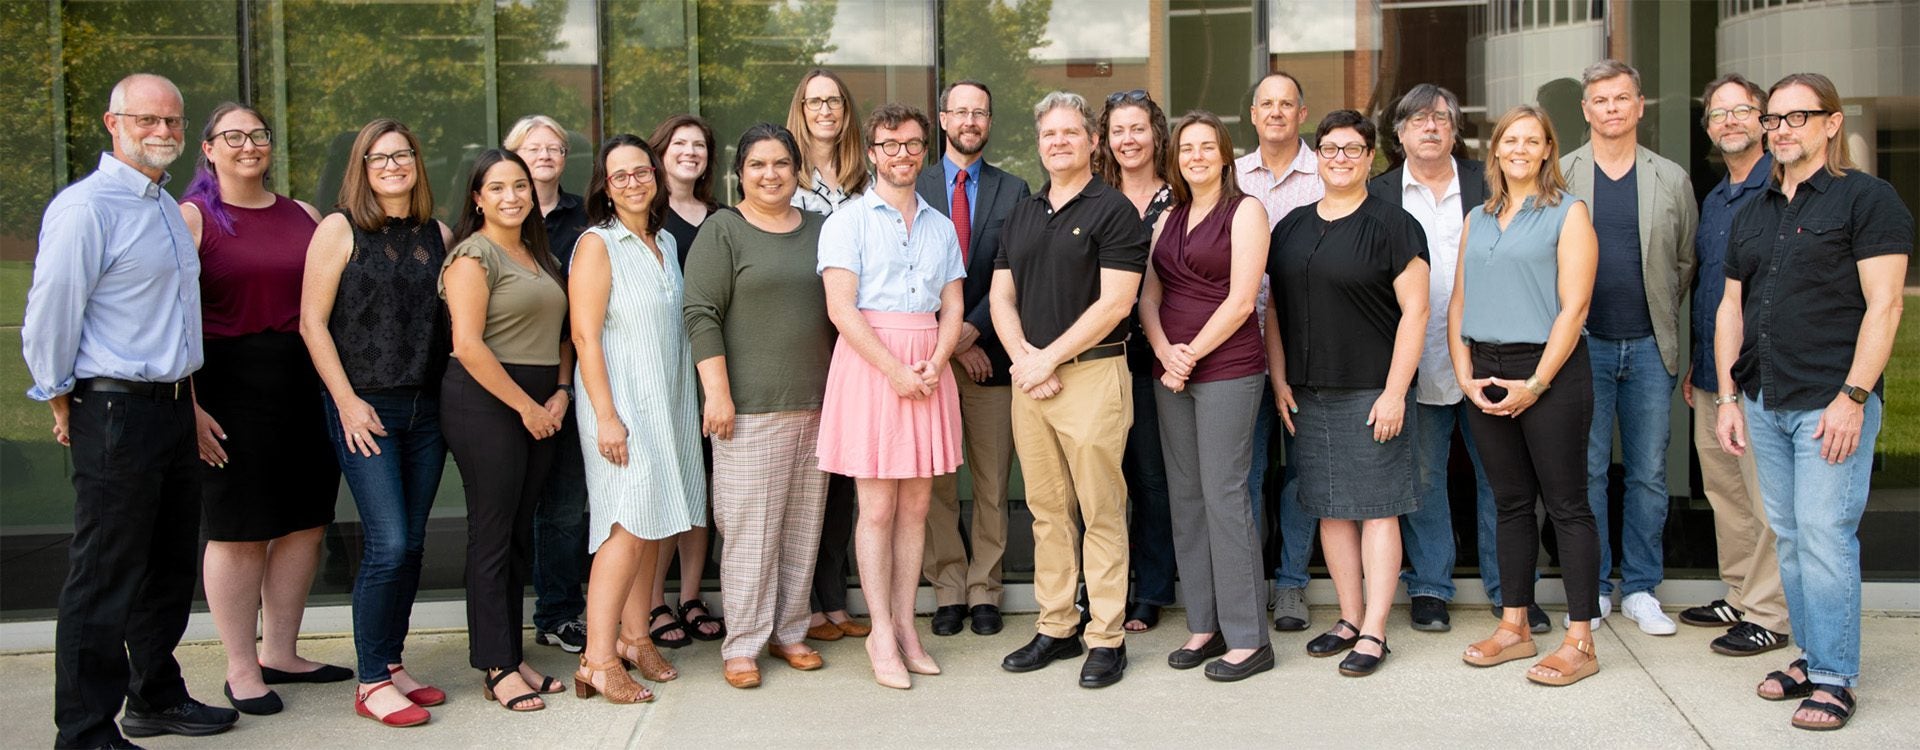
[1401,401,1496,600]
[1271,427,1316,589]
[1249,387,1273,529]
[532,413,588,632]
[323,390,446,683]
[1125,374,1176,606]
[1586,335,1676,597]
[1745,392,1880,690]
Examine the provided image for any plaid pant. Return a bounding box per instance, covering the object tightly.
[713,410,829,660]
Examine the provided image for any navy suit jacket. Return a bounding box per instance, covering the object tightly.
[916,158,1031,387]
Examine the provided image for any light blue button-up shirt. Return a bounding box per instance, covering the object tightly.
[816,190,966,313]
[22,153,203,400]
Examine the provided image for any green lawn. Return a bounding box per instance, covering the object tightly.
[1873,294,1920,486]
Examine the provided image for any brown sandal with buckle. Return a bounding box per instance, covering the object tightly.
[1463,617,1536,667]
[617,634,678,682]
[1526,637,1599,686]
[574,655,653,704]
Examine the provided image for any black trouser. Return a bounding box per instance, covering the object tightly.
[1464,340,1603,621]
[811,473,857,613]
[54,384,200,748]
[442,361,558,670]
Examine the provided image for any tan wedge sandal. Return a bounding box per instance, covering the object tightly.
[1463,617,1536,667]
[575,655,653,704]
[1526,637,1600,686]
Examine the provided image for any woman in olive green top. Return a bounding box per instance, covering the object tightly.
[682,124,834,689]
[440,150,574,712]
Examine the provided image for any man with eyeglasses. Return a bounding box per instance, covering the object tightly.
[25,73,240,748]
[1560,59,1698,634]
[1234,71,1323,633]
[916,80,1031,639]
[1716,72,1911,733]
[1676,73,1790,658]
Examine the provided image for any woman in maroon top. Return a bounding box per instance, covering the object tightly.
[1138,110,1274,682]
[180,102,348,715]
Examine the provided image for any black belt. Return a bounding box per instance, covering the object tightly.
[1067,342,1126,364]
[76,377,191,400]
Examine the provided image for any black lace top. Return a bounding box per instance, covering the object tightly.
[329,215,450,392]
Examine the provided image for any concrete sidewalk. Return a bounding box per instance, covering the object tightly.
[3,607,1914,748]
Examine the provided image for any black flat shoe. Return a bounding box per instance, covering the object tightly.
[1305,619,1360,657]
[1002,633,1084,673]
[969,604,1003,635]
[931,605,967,636]
[1337,635,1391,677]
[1167,633,1228,670]
[1123,602,1160,632]
[120,698,238,738]
[1078,645,1127,688]
[258,663,353,684]
[222,682,282,716]
[1204,644,1275,682]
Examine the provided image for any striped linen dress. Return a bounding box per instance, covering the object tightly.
[575,223,707,548]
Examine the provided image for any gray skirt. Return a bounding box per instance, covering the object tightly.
[1291,385,1419,520]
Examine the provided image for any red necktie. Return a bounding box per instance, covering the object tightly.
[953,170,972,264]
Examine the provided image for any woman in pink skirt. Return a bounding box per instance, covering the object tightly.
[815,103,966,689]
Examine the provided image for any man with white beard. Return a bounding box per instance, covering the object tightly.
[24,73,239,748]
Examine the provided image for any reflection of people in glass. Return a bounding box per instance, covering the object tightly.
[1096,88,1174,635]
[644,113,727,648]
[815,104,967,689]
[786,67,873,643]
[1269,110,1429,678]
[438,149,572,713]
[682,123,834,689]
[181,102,349,716]
[300,118,452,726]
[507,114,594,660]
[568,135,705,704]
[1453,105,1603,687]
[1138,110,1273,681]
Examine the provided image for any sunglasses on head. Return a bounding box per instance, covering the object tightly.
[1106,89,1150,106]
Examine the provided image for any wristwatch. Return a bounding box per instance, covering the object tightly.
[1713,393,1740,406]
[556,383,574,398]
[1840,384,1870,404]
[1523,376,1550,396]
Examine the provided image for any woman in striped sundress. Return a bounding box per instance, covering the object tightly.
[567,134,706,703]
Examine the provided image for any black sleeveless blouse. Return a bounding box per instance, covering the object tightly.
[329,215,450,392]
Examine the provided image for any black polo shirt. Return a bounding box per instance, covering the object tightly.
[1725,168,1913,410]
[544,190,590,270]
[994,175,1148,349]
[1269,194,1428,388]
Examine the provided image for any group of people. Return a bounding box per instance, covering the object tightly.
[22,57,1907,748]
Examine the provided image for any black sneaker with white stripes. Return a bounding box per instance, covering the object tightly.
[1711,621,1789,656]
[536,617,586,653]
[1679,599,1744,627]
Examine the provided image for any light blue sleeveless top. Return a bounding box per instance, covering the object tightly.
[1461,191,1583,345]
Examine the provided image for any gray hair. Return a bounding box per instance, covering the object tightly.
[107,73,182,113]
[1391,83,1462,138]
[503,114,568,151]
[1032,91,1095,138]
[1580,59,1642,96]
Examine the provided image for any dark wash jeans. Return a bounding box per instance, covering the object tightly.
[532,412,588,632]
[323,389,446,683]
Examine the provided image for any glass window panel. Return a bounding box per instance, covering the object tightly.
[496,0,599,195]
[1,1,57,262]
[602,0,692,148]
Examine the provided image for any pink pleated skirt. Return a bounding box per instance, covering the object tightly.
[817,311,964,479]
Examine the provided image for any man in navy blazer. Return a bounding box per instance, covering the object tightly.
[918,79,1032,638]
[1364,84,1540,636]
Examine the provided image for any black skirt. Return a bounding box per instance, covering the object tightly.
[198,331,341,541]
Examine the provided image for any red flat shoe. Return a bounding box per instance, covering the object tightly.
[388,665,446,706]
[356,681,430,727]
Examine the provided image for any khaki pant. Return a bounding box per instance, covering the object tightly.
[1693,396,1788,632]
[1013,357,1132,648]
[926,375,1015,607]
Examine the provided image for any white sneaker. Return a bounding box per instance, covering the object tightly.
[1563,595,1613,629]
[1621,592,1678,635]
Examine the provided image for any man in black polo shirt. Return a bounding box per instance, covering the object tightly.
[1714,72,1912,733]
[990,91,1147,688]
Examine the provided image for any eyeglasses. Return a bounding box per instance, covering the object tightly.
[1107,89,1150,106]
[1407,111,1452,127]
[520,145,568,157]
[1759,109,1832,131]
[1706,105,1760,125]
[944,108,991,121]
[874,139,926,157]
[608,167,655,188]
[363,149,417,169]
[1316,143,1370,161]
[111,112,188,131]
[209,128,272,148]
[803,96,846,112]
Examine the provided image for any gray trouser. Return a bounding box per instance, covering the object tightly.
[1155,373,1271,650]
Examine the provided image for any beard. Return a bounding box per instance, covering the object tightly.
[1715,131,1757,156]
[948,128,988,156]
[118,129,181,171]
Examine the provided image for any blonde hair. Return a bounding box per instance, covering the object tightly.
[1767,72,1853,181]
[503,114,568,152]
[1482,105,1567,215]
[785,69,869,195]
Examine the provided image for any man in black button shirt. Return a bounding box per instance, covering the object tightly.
[990,91,1147,688]
[1714,72,1913,733]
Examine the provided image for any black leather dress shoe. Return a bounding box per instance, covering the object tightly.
[969,604,1003,635]
[1167,633,1228,670]
[223,682,283,716]
[1305,619,1360,657]
[1078,645,1127,688]
[931,605,967,636]
[1204,644,1275,682]
[1002,633,1084,672]
[120,698,239,738]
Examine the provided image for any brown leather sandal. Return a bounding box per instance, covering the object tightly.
[1526,637,1600,686]
[617,634,678,682]
[1463,617,1536,667]
[574,655,653,704]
